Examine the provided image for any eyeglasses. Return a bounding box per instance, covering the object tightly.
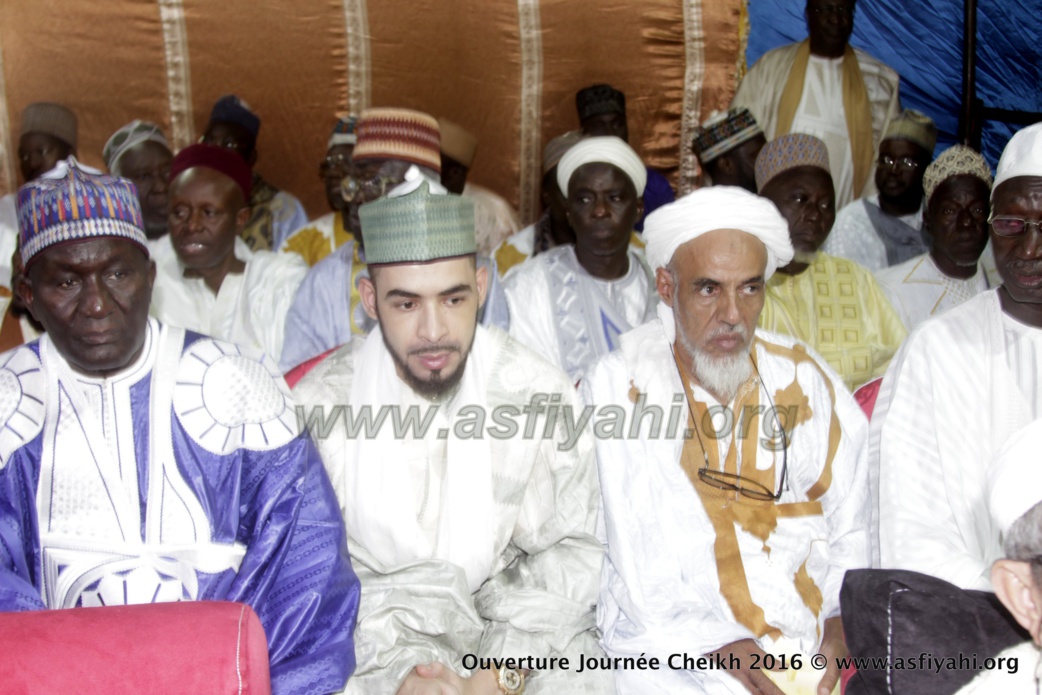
[989,214,1042,238]
[877,155,919,171]
[320,153,352,176]
[341,173,398,202]
[674,349,789,501]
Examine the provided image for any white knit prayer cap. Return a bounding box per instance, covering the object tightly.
[993,122,1042,196]
[643,186,794,343]
[557,136,647,197]
[987,418,1042,536]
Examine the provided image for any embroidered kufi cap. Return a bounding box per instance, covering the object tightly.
[21,102,78,149]
[438,119,479,168]
[328,115,359,150]
[993,122,1042,195]
[352,108,442,174]
[922,145,992,206]
[359,172,475,265]
[556,136,647,196]
[883,109,938,153]
[755,133,831,192]
[576,84,626,122]
[18,157,147,266]
[692,108,763,164]
[103,120,171,175]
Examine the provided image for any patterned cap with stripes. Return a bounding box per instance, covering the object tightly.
[352,108,442,174]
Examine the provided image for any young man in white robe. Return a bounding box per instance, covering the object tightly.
[823,109,936,271]
[150,143,308,362]
[505,136,657,384]
[732,0,901,209]
[872,122,1042,589]
[585,186,871,694]
[876,145,993,331]
[0,157,360,694]
[292,177,609,694]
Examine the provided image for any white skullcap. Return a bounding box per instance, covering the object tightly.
[644,186,794,343]
[557,136,647,197]
[987,418,1042,536]
[993,122,1042,195]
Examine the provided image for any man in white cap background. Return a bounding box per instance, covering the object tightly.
[872,122,1042,591]
[755,133,906,390]
[438,118,522,257]
[956,417,1042,693]
[823,109,937,271]
[0,102,79,291]
[585,186,870,694]
[103,120,175,242]
[292,176,609,694]
[504,136,656,384]
[279,115,359,266]
[876,145,993,331]
[0,157,359,694]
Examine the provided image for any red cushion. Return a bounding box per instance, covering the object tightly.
[0,601,270,694]
[853,378,883,419]
[283,347,337,388]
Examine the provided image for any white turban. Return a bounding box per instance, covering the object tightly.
[993,122,1042,195]
[643,186,794,343]
[557,136,647,197]
[987,417,1042,536]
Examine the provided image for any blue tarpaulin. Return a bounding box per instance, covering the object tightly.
[746,0,1042,166]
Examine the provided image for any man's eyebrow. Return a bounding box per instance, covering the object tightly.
[439,284,472,297]
[744,275,765,284]
[384,289,420,300]
[692,278,720,287]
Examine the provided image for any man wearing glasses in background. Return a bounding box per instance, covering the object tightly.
[823,110,937,272]
[279,116,359,266]
[732,0,901,210]
[585,186,871,695]
[279,108,509,373]
[872,123,1042,591]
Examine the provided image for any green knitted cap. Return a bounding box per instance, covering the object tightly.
[360,181,477,264]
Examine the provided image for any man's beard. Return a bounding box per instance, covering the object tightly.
[678,324,753,404]
[378,308,477,401]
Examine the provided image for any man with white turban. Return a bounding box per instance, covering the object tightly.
[505,136,656,383]
[103,120,174,243]
[872,122,1042,590]
[584,186,871,694]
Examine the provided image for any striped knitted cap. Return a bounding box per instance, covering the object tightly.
[353,108,442,174]
[755,133,831,192]
[18,157,147,266]
[359,177,475,265]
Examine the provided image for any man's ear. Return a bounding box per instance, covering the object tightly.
[655,266,676,308]
[358,276,379,321]
[16,271,36,322]
[235,206,251,230]
[475,263,489,309]
[992,559,1042,636]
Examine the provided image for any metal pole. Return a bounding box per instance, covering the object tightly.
[959,0,980,148]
